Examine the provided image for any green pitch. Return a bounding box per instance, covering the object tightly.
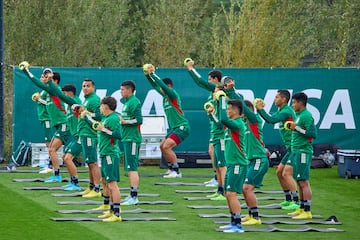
[0,166,358,239]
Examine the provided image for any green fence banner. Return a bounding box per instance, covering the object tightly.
[13,67,360,152]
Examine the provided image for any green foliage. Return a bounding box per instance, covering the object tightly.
[4,0,359,67]
[233,0,360,67]
[211,0,242,68]
[142,0,213,67]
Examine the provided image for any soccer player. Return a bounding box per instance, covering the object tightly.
[144,64,190,178]
[93,96,122,222]
[255,90,299,210]
[185,59,225,191]
[49,78,102,197]
[21,66,70,183]
[47,82,83,191]
[119,80,143,205]
[217,97,247,233]
[221,77,270,225]
[241,100,269,225]
[286,92,317,219]
[31,74,54,173]
[202,86,227,200]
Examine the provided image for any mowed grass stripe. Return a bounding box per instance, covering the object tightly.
[0,181,107,240]
[0,166,358,239]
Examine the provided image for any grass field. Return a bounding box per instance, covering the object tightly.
[0,165,359,240]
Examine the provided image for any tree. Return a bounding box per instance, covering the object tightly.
[142,0,213,67]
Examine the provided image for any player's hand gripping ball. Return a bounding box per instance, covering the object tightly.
[183,58,193,66]
[253,98,265,108]
[284,121,294,130]
[215,90,226,100]
[31,92,40,101]
[143,64,154,75]
[19,61,30,70]
[203,101,214,111]
[80,110,89,119]
[92,121,101,131]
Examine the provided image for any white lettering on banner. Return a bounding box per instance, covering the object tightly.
[302,89,322,125]
[320,89,355,129]
[236,90,254,103]
[233,88,355,130]
[87,88,356,130]
[141,89,165,116]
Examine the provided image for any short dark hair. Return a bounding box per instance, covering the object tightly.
[292,92,308,106]
[62,84,76,95]
[215,85,225,91]
[208,70,222,83]
[121,80,136,92]
[162,78,173,86]
[278,89,291,103]
[101,96,117,111]
[53,72,61,84]
[83,78,95,86]
[228,99,244,115]
[244,100,254,111]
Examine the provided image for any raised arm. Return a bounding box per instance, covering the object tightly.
[225,87,258,124]
[149,73,177,99]
[19,62,52,93]
[48,80,77,106]
[184,59,216,92]
[144,69,164,96]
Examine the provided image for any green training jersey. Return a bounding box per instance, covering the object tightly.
[47,80,100,138]
[45,85,68,127]
[207,92,216,141]
[207,99,225,141]
[225,87,265,160]
[244,114,267,160]
[187,69,222,141]
[291,108,317,154]
[98,112,121,157]
[224,87,258,124]
[121,94,142,143]
[65,96,82,136]
[223,117,248,166]
[78,92,101,137]
[219,97,247,166]
[146,73,189,128]
[22,69,67,127]
[36,90,50,121]
[258,105,295,150]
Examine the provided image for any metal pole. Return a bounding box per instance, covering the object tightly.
[0,0,4,162]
